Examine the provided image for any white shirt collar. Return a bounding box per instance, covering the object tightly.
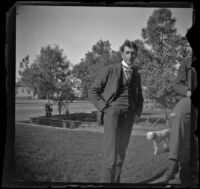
[122,60,134,70]
[122,60,129,69]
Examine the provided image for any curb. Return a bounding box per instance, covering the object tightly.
[15,122,149,136]
[15,122,98,131]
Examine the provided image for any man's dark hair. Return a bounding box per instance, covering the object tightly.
[120,40,138,53]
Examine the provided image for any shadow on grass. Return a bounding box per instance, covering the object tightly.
[15,123,168,184]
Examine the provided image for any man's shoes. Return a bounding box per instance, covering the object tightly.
[163,159,179,181]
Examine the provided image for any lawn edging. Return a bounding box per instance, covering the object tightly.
[139,167,167,184]
[30,115,98,129]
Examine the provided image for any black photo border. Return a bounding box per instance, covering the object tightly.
[2,1,199,188]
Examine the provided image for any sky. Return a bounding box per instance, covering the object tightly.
[16,5,193,81]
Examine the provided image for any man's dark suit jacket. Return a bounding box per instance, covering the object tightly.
[88,63,144,125]
[174,57,197,101]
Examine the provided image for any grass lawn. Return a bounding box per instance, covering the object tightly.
[15,124,168,183]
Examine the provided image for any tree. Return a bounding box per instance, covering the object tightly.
[19,45,75,115]
[72,40,121,99]
[18,55,40,97]
[72,59,91,100]
[141,8,191,125]
[51,82,74,116]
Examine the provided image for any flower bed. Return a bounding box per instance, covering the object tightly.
[30,112,98,129]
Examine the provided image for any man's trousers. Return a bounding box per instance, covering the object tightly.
[100,106,134,183]
[169,97,191,163]
[169,97,198,181]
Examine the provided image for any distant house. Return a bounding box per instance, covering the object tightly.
[16,83,38,99]
[70,77,83,99]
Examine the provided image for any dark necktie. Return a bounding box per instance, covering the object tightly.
[124,67,133,82]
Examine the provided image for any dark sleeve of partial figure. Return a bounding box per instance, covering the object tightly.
[135,73,144,117]
[88,67,109,112]
[174,61,189,97]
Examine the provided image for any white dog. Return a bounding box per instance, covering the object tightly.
[146,129,170,155]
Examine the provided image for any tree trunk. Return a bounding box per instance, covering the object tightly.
[147,87,150,127]
[58,105,61,117]
[164,107,169,127]
[47,93,50,103]
[146,115,149,127]
[58,100,62,117]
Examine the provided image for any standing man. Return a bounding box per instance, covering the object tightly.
[88,40,144,183]
[163,56,197,183]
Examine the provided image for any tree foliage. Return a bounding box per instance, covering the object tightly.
[140,8,192,121]
[72,40,121,99]
[19,55,41,96]
[19,45,75,115]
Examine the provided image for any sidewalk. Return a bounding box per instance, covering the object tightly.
[16,99,49,104]
[15,99,90,104]
[133,124,167,131]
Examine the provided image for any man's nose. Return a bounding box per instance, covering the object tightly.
[128,53,132,58]
[129,55,133,59]
[131,53,135,57]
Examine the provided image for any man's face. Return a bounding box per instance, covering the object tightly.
[121,46,137,66]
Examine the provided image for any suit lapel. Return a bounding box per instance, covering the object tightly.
[114,63,123,99]
[116,63,123,83]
